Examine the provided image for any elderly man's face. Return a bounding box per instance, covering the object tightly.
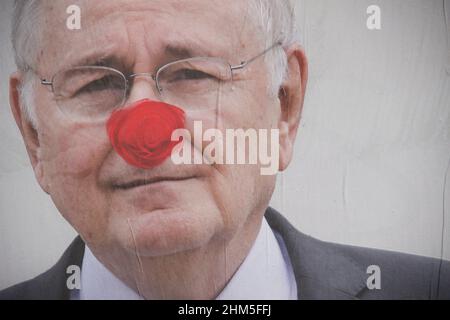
[11,0,306,296]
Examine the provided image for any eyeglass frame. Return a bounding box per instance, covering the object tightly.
[35,41,282,120]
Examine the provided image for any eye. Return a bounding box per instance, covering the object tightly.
[75,75,123,95]
[169,69,215,82]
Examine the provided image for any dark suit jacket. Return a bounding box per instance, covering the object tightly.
[1,207,449,300]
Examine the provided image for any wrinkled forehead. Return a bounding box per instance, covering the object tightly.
[38,0,261,74]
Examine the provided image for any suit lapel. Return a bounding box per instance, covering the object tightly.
[265,207,368,300]
[43,236,85,299]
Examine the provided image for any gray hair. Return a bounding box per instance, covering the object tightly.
[12,0,300,126]
[12,0,42,128]
[250,0,300,94]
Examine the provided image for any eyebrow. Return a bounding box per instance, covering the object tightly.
[66,43,214,71]
[164,44,204,60]
[70,55,124,69]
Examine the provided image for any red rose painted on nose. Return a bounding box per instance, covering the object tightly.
[106,99,185,169]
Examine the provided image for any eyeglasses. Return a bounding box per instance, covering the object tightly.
[39,42,282,122]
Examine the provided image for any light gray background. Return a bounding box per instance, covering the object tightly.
[1,0,449,290]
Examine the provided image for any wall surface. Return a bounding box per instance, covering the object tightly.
[1,0,449,290]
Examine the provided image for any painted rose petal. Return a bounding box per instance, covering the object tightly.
[106,99,186,169]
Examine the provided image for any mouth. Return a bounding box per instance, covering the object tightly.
[111,176,195,190]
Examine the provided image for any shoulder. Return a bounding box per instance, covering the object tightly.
[325,235,449,299]
[0,237,85,300]
[265,207,450,300]
[0,266,62,300]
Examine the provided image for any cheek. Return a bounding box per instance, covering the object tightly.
[224,84,278,129]
[205,89,277,220]
[39,124,113,243]
[41,124,111,180]
[33,91,111,180]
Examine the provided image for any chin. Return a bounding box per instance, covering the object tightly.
[115,206,223,258]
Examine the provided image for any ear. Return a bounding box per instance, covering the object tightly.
[278,45,308,171]
[10,72,49,194]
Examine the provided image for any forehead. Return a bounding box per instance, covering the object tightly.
[38,0,260,73]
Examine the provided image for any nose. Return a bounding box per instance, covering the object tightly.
[125,73,161,105]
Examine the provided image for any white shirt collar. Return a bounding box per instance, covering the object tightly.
[77,218,297,300]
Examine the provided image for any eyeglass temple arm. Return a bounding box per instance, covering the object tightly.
[230,41,282,71]
[22,64,53,86]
